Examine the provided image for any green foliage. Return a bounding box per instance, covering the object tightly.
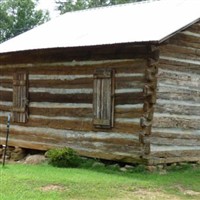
[46,147,81,168]
[0,0,49,43]
[56,0,146,14]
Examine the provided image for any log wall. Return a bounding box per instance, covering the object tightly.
[150,22,200,164]
[0,58,147,163]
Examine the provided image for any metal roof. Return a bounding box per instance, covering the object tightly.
[0,0,199,53]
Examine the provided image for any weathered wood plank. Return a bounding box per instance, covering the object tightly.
[0,43,148,65]
[146,137,200,146]
[0,104,11,112]
[155,100,200,116]
[1,74,145,90]
[29,107,93,118]
[150,148,200,158]
[160,44,200,61]
[173,32,200,44]
[0,59,146,71]
[156,84,200,101]
[0,115,142,134]
[151,128,200,139]
[187,22,200,32]
[159,56,200,74]
[1,103,143,119]
[0,137,145,163]
[115,107,143,118]
[158,69,200,89]
[169,37,200,49]
[147,156,200,165]
[0,79,12,88]
[0,126,140,147]
[153,114,200,129]
[116,76,145,89]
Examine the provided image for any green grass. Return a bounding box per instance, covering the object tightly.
[0,163,200,200]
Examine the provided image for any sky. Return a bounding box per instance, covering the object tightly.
[37,0,60,19]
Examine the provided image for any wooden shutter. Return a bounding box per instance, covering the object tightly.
[13,72,28,123]
[93,69,114,128]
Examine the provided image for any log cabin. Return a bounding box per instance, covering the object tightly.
[0,0,199,165]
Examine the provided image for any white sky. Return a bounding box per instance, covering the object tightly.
[37,0,60,19]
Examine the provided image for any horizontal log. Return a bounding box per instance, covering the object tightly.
[159,56,200,74]
[77,150,145,164]
[29,106,93,118]
[156,84,200,102]
[0,137,145,163]
[160,44,200,61]
[0,101,144,119]
[186,23,200,34]
[0,79,12,88]
[155,100,200,116]
[145,137,200,146]
[0,74,145,90]
[147,156,200,165]
[158,69,200,89]
[151,128,200,139]
[115,107,143,118]
[29,106,143,119]
[0,123,138,139]
[0,115,142,134]
[116,77,145,89]
[153,114,200,129]
[169,37,200,49]
[157,93,199,102]
[0,127,140,147]
[150,147,200,158]
[0,59,147,73]
[0,104,11,112]
[174,32,200,44]
[0,44,149,65]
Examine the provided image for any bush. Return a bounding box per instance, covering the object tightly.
[46,147,81,168]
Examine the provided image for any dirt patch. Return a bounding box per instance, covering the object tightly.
[174,185,200,196]
[119,187,181,200]
[131,189,180,200]
[40,184,66,192]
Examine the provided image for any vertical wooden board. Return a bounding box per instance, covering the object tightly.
[93,69,113,128]
[93,78,101,121]
[12,72,28,123]
[103,78,112,125]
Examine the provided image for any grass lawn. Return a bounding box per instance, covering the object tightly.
[0,163,200,200]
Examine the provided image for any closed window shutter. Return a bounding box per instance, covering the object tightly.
[93,69,114,128]
[13,72,28,123]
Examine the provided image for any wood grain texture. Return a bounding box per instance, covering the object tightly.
[150,22,200,164]
[0,57,145,152]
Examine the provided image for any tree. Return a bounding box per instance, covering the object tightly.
[0,0,49,43]
[56,0,146,14]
